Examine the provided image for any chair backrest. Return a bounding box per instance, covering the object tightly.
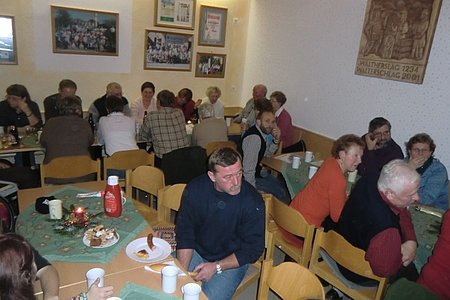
[309,228,387,300]
[205,140,237,156]
[161,146,207,185]
[127,165,165,200]
[258,259,325,300]
[103,149,155,178]
[40,155,101,186]
[157,184,186,224]
[282,139,307,153]
[267,196,315,266]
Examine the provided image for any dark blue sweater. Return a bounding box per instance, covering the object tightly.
[175,174,265,266]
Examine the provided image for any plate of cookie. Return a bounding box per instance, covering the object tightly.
[83,225,119,248]
[125,234,171,263]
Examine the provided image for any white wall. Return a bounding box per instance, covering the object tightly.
[242,0,450,172]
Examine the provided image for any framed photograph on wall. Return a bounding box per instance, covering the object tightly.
[155,0,196,30]
[195,52,226,78]
[144,29,193,71]
[51,5,119,56]
[198,5,227,47]
[0,15,18,64]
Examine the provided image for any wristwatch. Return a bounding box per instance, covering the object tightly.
[216,263,223,274]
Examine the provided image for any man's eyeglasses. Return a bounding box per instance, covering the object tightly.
[411,148,430,154]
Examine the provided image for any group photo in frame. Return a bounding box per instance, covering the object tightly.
[0,15,17,64]
[154,0,196,30]
[144,29,193,71]
[198,5,227,47]
[51,5,119,56]
[195,52,226,78]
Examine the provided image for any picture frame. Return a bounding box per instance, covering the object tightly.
[0,15,18,65]
[144,29,193,71]
[51,5,119,56]
[198,5,227,47]
[195,52,226,78]
[355,0,442,84]
[154,0,196,30]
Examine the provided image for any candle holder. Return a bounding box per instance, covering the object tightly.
[53,205,103,235]
[74,207,85,220]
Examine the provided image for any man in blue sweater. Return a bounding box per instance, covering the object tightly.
[175,148,265,300]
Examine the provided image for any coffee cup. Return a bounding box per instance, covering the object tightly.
[182,283,202,300]
[86,267,105,289]
[161,265,178,293]
[292,156,301,169]
[48,199,62,219]
[305,151,314,163]
[308,166,318,179]
[226,117,232,127]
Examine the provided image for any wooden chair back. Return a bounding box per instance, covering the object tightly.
[309,228,388,300]
[232,193,274,299]
[265,195,315,266]
[257,259,325,300]
[205,140,237,156]
[127,166,164,208]
[157,184,186,224]
[40,155,101,186]
[103,149,154,182]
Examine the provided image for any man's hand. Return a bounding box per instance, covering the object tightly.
[401,240,417,267]
[193,262,217,282]
[272,126,281,141]
[365,133,378,150]
[408,157,426,169]
[17,97,31,114]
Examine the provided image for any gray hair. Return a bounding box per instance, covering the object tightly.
[205,86,221,98]
[198,103,215,119]
[377,159,420,194]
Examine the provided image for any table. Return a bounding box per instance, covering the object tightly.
[17,181,206,299]
[262,153,330,198]
[224,106,243,118]
[0,143,44,155]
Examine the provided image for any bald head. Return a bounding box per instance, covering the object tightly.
[252,84,267,101]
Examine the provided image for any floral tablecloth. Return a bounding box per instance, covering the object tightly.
[16,186,148,263]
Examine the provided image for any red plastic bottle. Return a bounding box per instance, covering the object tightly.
[104,176,122,217]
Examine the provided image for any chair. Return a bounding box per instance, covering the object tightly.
[161,146,207,185]
[103,149,155,188]
[309,228,388,300]
[282,139,307,153]
[232,193,274,299]
[157,183,186,224]
[205,140,237,156]
[257,259,325,300]
[40,155,101,186]
[265,195,315,267]
[127,166,164,208]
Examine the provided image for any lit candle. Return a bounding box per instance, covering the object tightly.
[74,207,85,220]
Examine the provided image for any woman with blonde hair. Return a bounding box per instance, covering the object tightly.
[202,86,224,118]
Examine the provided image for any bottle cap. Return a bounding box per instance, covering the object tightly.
[107,175,119,185]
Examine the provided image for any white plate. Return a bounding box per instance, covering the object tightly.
[125,237,171,263]
[83,232,120,248]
